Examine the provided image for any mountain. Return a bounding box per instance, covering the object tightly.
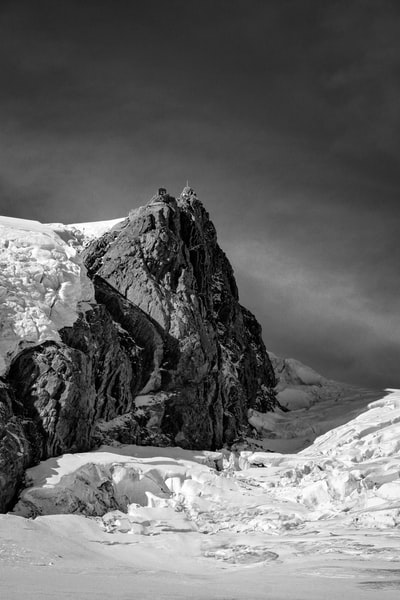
[248,352,380,453]
[0,187,279,511]
[2,191,398,599]
[81,188,278,446]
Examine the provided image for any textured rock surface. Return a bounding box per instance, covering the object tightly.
[6,292,166,460]
[0,286,174,509]
[0,381,33,512]
[83,188,278,449]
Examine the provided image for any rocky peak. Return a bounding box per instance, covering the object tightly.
[83,189,278,449]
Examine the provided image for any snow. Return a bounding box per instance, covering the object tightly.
[3,514,398,600]
[5,389,400,598]
[250,351,382,452]
[248,387,381,454]
[0,214,126,375]
[67,217,125,240]
[12,446,225,517]
[269,351,325,387]
[0,215,94,374]
[241,389,400,525]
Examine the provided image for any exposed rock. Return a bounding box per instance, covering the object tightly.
[93,413,141,447]
[92,275,179,395]
[83,189,278,448]
[0,381,33,511]
[1,280,178,508]
[6,297,157,460]
[13,461,157,518]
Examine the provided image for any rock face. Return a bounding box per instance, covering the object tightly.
[0,188,278,511]
[0,381,34,512]
[83,188,277,449]
[0,288,176,510]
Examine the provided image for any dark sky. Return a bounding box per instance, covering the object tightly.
[1,0,399,388]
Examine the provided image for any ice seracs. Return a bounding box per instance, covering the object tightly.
[14,389,400,533]
[0,215,94,375]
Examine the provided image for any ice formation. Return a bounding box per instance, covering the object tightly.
[5,389,399,595]
[14,390,400,536]
[0,216,94,374]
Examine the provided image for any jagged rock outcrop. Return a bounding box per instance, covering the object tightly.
[0,188,278,510]
[0,381,34,511]
[8,305,136,459]
[0,283,178,509]
[6,280,179,460]
[83,188,277,449]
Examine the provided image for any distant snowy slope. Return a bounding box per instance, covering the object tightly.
[0,215,94,374]
[247,352,380,452]
[270,352,325,389]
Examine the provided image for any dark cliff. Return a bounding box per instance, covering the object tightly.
[83,188,277,449]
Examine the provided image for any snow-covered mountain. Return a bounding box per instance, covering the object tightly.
[1,188,279,510]
[2,388,400,599]
[1,190,398,599]
[248,351,378,453]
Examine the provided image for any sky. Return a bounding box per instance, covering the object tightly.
[0,0,399,388]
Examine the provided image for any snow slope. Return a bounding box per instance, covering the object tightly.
[14,389,400,527]
[247,352,380,453]
[3,511,398,600]
[0,216,94,374]
[6,389,400,598]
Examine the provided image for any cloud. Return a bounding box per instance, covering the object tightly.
[0,0,398,387]
[226,239,400,388]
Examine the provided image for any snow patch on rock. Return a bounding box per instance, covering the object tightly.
[67,217,125,242]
